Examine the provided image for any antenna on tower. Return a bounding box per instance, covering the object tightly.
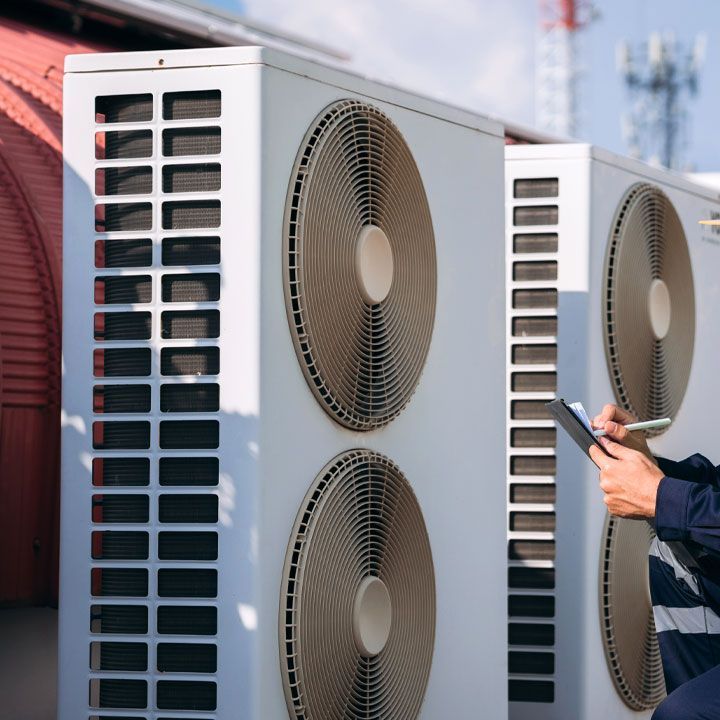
[618,33,706,170]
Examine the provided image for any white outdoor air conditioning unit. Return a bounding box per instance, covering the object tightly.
[60,47,508,720]
[505,143,720,719]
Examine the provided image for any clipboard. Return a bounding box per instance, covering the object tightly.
[545,398,609,458]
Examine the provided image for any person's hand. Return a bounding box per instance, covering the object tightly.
[591,403,657,465]
[589,436,664,519]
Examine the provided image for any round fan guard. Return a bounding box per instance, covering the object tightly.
[599,514,665,710]
[283,100,437,431]
[603,183,695,435]
[279,450,435,720]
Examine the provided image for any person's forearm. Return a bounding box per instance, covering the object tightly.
[656,454,720,487]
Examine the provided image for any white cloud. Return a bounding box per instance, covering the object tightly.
[244,0,536,125]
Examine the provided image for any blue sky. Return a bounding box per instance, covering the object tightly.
[207,0,719,171]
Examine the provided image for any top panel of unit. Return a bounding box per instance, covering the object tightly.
[65,45,503,138]
[506,143,720,202]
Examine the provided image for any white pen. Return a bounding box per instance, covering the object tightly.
[594,418,672,437]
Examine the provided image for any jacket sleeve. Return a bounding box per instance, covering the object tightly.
[655,455,720,555]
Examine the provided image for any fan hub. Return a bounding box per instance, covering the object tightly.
[355,225,394,304]
[648,278,672,340]
[352,575,392,657]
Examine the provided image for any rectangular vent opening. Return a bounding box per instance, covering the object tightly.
[95,238,153,269]
[162,201,220,230]
[161,347,219,376]
[162,163,221,193]
[510,400,551,421]
[509,595,555,618]
[160,384,219,413]
[94,312,151,341]
[512,289,558,310]
[162,236,220,266]
[509,512,556,532]
[511,345,557,365]
[94,349,152,378]
[92,494,149,524]
[512,261,558,282]
[158,569,218,598]
[509,484,556,504]
[509,651,555,675]
[93,458,150,487]
[89,678,148,709]
[91,568,148,597]
[93,421,150,450]
[96,130,153,160]
[158,532,218,561]
[96,203,152,232]
[96,167,153,196]
[91,605,149,634]
[95,276,152,305]
[508,567,555,590]
[159,495,218,524]
[510,456,556,476]
[509,679,555,703]
[92,531,149,560]
[514,178,559,199]
[163,126,221,156]
[513,206,559,227]
[509,540,556,561]
[513,233,559,254]
[157,605,217,635]
[93,385,151,414]
[157,643,217,673]
[161,310,219,339]
[509,623,555,646]
[160,421,219,450]
[159,457,219,486]
[511,428,556,448]
[156,680,217,711]
[163,90,221,120]
[91,641,148,671]
[96,94,152,124]
[512,317,557,338]
[161,273,220,302]
[511,372,557,392]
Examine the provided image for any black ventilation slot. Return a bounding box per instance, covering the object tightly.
[162,236,221,266]
[160,421,219,449]
[509,540,555,561]
[509,679,554,703]
[96,203,152,232]
[96,166,153,196]
[162,163,221,193]
[156,680,217,711]
[514,178,559,199]
[162,201,221,230]
[512,289,558,309]
[90,678,148,709]
[509,594,555,618]
[513,233,559,254]
[511,372,557,392]
[159,495,218,524]
[512,317,557,337]
[163,126,221,156]
[94,312,151,341]
[162,310,219,339]
[161,384,219,413]
[509,567,555,590]
[511,345,557,365]
[510,512,555,532]
[94,348,152,378]
[514,205,558,226]
[94,385,151,414]
[509,651,555,675]
[510,484,556,504]
[159,457,218,486]
[93,458,150,487]
[157,643,217,673]
[162,273,220,302]
[513,261,558,282]
[509,623,555,646]
[91,642,148,671]
[510,456,556,476]
[92,494,149,523]
[158,532,218,561]
[157,605,217,635]
[511,428,556,448]
[97,130,153,160]
[91,568,148,597]
[161,347,219,376]
[95,276,152,305]
[163,90,221,120]
[93,421,151,450]
[158,569,218,598]
[91,605,149,634]
[96,238,153,269]
[92,531,149,560]
[511,400,551,420]
[96,94,153,124]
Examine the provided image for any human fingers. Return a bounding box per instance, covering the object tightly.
[592,404,636,428]
[589,444,613,470]
[598,436,635,460]
[604,420,629,442]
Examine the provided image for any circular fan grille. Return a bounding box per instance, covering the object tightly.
[603,183,695,435]
[599,514,665,710]
[280,450,435,720]
[284,100,437,430]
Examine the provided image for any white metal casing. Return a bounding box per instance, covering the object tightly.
[505,143,720,720]
[61,46,508,720]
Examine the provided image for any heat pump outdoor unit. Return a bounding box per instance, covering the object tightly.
[505,143,720,719]
[60,46,508,720]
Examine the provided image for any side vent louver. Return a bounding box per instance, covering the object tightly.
[508,176,559,705]
[91,89,222,716]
